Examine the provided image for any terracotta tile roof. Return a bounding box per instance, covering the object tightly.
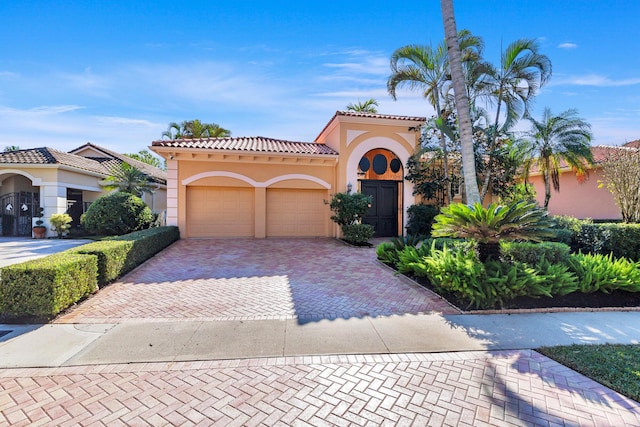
[623,139,640,148]
[315,110,426,142]
[152,136,339,155]
[0,147,109,174]
[0,145,167,184]
[69,142,166,183]
[334,110,427,122]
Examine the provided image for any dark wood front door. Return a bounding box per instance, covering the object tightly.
[361,180,399,237]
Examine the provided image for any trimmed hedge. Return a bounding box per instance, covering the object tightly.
[0,226,180,318]
[0,253,98,317]
[71,226,180,286]
[501,241,571,265]
[573,223,640,261]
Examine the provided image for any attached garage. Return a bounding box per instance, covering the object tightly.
[186,186,254,237]
[266,188,328,237]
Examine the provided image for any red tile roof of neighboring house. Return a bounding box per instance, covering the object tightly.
[152,136,339,155]
[0,145,167,184]
[527,144,639,173]
[69,142,166,182]
[623,139,640,148]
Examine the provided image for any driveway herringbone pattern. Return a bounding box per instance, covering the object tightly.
[57,239,458,324]
[2,351,638,426]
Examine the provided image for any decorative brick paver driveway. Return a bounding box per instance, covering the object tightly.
[2,351,639,426]
[57,239,458,324]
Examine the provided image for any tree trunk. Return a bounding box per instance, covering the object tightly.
[441,0,481,205]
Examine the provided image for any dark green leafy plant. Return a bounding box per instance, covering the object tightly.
[326,191,374,245]
[82,192,153,236]
[376,242,398,266]
[406,204,439,236]
[432,201,553,261]
[341,223,375,246]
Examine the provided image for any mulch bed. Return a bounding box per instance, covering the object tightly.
[410,275,640,311]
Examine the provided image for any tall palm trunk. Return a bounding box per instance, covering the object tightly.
[434,97,451,205]
[441,0,481,205]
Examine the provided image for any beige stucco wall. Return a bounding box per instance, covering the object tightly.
[528,167,622,220]
[167,156,336,238]
[316,115,422,234]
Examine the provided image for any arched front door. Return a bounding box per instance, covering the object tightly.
[358,149,403,237]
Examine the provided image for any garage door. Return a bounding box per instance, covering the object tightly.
[266,189,327,237]
[187,187,254,237]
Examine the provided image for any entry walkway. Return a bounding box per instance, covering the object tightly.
[1,238,639,425]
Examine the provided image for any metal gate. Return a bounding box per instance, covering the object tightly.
[0,192,39,236]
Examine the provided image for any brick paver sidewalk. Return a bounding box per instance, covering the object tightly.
[2,350,638,426]
[57,239,458,324]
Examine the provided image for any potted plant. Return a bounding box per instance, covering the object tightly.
[32,207,46,239]
[50,213,73,238]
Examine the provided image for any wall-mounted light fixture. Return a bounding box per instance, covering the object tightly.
[347,182,352,193]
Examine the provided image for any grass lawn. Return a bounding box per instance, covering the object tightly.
[538,344,640,402]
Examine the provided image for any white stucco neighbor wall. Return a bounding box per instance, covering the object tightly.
[165,160,178,227]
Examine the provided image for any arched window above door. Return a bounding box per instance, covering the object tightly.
[357,149,403,180]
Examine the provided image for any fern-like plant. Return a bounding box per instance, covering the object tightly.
[432,201,554,261]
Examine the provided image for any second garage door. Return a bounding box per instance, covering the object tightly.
[266,189,327,237]
[186,186,254,237]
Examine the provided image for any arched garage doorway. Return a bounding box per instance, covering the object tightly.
[358,149,403,237]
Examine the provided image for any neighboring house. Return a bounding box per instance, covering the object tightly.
[151,111,425,239]
[0,143,166,237]
[526,141,640,220]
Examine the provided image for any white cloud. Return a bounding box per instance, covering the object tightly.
[558,43,578,49]
[551,74,640,87]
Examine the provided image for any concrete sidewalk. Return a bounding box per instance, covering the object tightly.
[1,311,638,368]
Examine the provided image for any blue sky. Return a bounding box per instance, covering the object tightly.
[2,1,639,154]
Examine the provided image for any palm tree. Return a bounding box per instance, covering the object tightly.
[4,145,20,152]
[521,108,594,208]
[476,39,552,199]
[162,119,230,139]
[103,163,154,197]
[388,41,453,202]
[440,0,481,204]
[346,99,379,113]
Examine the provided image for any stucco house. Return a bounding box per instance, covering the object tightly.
[0,143,167,238]
[151,111,425,239]
[526,141,639,220]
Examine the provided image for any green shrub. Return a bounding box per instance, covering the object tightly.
[341,223,375,246]
[0,253,98,317]
[406,204,439,236]
[68,226,179,287]
[501,241,571,265]
[566,252,640,293]
[326,191,372,227]
[82,192,153,236]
